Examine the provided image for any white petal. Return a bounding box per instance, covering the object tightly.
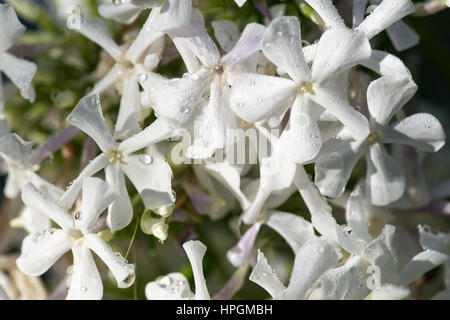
[148,0,192,32]
[311,87,370,140]
[16,229,72,276]
[356,0,415,39]
[346,186,371,243]
[0,133,32,167]
[383,113,445,152]
[260,156,296,192]
[370,284,410,300]
[125,17,164,64]
[365,143,405,206]
[71,16,123,61]
[66,243,103,300]
[59,153,109,211]
[227,223,261,267]
[320,256,370,300]
[0,4,26,51]
[145,273,194,300]
[91,64,122,94]
[266,210,316,253]
[386,20,419,52]
[398,250,448,285]
[67,94,116,153]
[168,9,219,67]
[22,183,74,231]
[85,233,135,288]
[114,75,141,140]
[241,187,271,224]
[312,28,371,84]
[221,23,265,66]
[139,69,211,124]
[171,36,202,73]
[361,50,412,78]
[304,0,346,28]
[204,161,250,210]
[98,3,141,24]
[367,75,417,125]
[261,16,310,83]
[105,163,133,232]
[284,239,339,299]
[418,225,450,254]
[183,240,210,300]
[314,140,366,198]
[121,154,175,209]
[277,95,322,164]
[229,73,296,123]
[211,20,240,53]
[19,206,51,234]
[234,0,247,7]
[249,250,286,299]
[76,177,118,234]
[0,53,36,102]
[118,118,175,154]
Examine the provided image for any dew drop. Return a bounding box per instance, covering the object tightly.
[138,73,148,83]
[139,154,153,165]
[80,286,87,292]
[74,212,81,220]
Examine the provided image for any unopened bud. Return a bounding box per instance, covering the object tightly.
[154,205,174,218]
[140,215,168,242]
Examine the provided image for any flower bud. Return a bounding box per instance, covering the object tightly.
[154,205,174,218]
[140,214,169,242]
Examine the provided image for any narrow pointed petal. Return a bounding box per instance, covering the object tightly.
[98,3,141,25]
[221,23,265,66]
[105,163,133,232]
[60,153,109,211]
[67,94,116,153]
[311,87,370,140]
[346,186,372,243]
[311,28,371,84]
[183,240,210,300]
[356,0,415,39]
[367,76,417,125]
[66,244,103,300]
[227,223,262,267]
[114,75,141,140]
[76,177,118,234]
[70,16,123,61]
[0,53,36,102]
[304,0,346,28]
[284,240,338,300]
[212,20,240,53]
[261,16,310,82]
[314,140,366,198]
[85,234,135,288]
[229,73,296,123]
[241,186,271,224]
[0,4,26,51]
[266,211,316,253]
[398,250,448,285]
[365,143,405,206]
[91,64,122,94]
[383,113,445,152]
[121,154,175,209]
[249,250,286,299]
[125,17,164,63]
[22,183,74,231]
[17,229,72,276]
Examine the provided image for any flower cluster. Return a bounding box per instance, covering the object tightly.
[0,0,449,300]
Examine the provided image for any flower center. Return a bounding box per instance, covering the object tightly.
[298,81,314,94]
[365,130,382,145]
[108,150,125,164]
[213,65,224,74]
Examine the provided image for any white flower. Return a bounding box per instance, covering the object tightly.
[249,240,338,299]
[60,94,177,231]
[0,4,37,110]
[234,0,248,8]
[139,13,265,158]
[16,177,135,300]
[229,16,371,165]
[315,75,445,205]
[145,240,210,300]
[68,12,165,139]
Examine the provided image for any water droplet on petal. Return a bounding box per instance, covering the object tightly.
[139,154,153,165]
